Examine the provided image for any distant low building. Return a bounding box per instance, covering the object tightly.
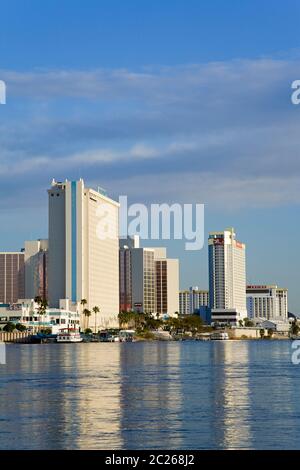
[179,287,209,315]
[246,285,288,322]
[211,308,242,326]
[0,298,80,333]
[259,320,290,333]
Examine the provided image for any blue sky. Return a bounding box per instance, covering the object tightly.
[0,1,300,310]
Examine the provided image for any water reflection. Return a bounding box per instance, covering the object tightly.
[119,343,183,449]
[210,342,251,449]
[0,341,299,449]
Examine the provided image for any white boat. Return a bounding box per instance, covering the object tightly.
[210,332,229,340]
[56,328,83,343]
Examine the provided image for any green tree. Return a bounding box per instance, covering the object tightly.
[84,328,93,335]
[92,306,100,333]
[267,328,274,338]
[290,319,300,336]
[259,328,265,339]
[238,320,244,327]
[182,315,204,335]
[34,296,48,330]
[40,328,52,335]
[244,318,254,327]
[83,309,91,329]
[15,323,26,332]
[3,322,16,332]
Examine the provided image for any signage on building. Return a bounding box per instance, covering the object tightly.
[213,238,224,245]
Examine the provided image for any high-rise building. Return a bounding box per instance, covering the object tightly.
[119,237,179,317]
[155,256,179,318]
[131,247,156,315]
[246,285,288,321]
[179,287,209,315]
[24,239,48,300]
[208,228,247,324]
[48,179,119,329]
[0,252,25,304]
[119,236,140,312]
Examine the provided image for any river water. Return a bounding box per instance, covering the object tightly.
[0,340,299,449]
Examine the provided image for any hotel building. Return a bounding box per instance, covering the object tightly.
[0,252,25,304]
[208,228,247,325]
[246,285,288,322]
[48,179,119,329]
[155,254,179,318]
[179,287,209,315]
[119,238,179,317]
[24,239,48,300]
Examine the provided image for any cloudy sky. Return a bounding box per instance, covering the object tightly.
[1,0,300,311]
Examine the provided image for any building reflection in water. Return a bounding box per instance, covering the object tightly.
[210,341,251,449]
[119,342,183,449]
[0,344,123,449]
[0,341,297,449]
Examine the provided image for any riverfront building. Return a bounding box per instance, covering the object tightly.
[0,298,80,333]
[155,255,179,318]
[48,179,119,329]
[0,252,25,304]
[24,239,48,300]
[246,285,288,322]
[208,228,247,325]
[179,287,209,315]
[119,237,179,317]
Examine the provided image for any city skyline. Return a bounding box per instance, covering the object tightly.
[0,1,299,311]
[0,178,292,318]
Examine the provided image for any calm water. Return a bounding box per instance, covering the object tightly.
[0,341,299,449]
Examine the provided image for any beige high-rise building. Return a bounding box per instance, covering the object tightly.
[119,238,179,317]
[48,179,119,329]
[154,251,179,318]
[24,239,48,300]
[209,228,247,325]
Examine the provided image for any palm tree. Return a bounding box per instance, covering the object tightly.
[80,299,88,330]
[34,296,48,331]
[83,309,91,330]
[92,306,100,333]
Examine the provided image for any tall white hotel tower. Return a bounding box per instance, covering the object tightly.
[48,179,119,329]
[208,228,247,325]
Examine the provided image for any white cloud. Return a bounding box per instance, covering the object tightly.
[1,57,300,209]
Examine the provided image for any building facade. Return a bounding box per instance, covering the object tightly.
[0,298,80,333]
[246,285,288,321]
[119,237,179,317]
[48,179,119,329]
[208,228,247,324]
[155,257,179,318]
[179,287,209,315]
[0,252,25,304]
[119,236,139,312]
[131,247,156,314]
[24,239,48,300]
